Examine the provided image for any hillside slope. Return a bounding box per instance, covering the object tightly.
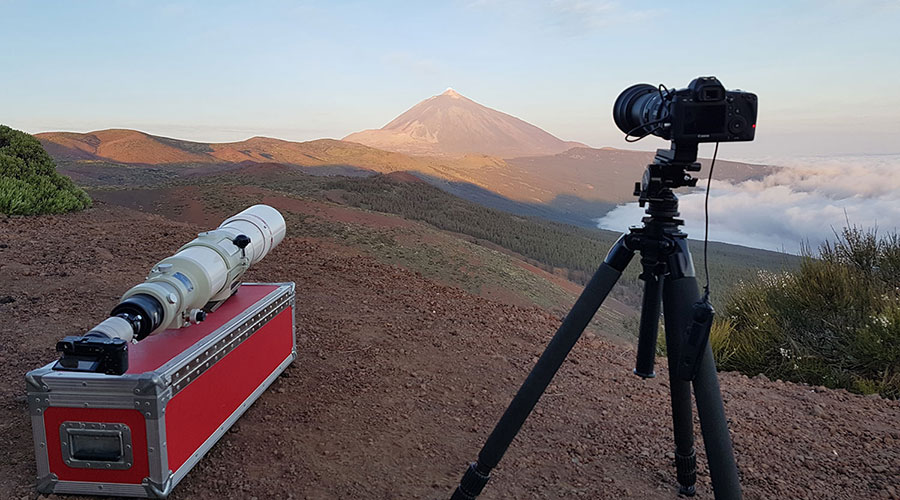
[57,161,796,315]
[1,205,896,499]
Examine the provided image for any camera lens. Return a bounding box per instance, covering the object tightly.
[613,84,667,138]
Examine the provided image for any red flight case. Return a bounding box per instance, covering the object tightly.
[25,282,296,498]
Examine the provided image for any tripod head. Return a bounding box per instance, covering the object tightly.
[634,141,701,209]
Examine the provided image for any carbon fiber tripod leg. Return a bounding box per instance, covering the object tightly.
[663,279,698,496]
[664,275,742,500]
[450,236,634,500]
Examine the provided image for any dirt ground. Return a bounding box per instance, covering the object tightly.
[0,204,898,500]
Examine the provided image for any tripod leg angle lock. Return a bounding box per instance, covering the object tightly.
[678,298,715,382]
[451,144,741,500]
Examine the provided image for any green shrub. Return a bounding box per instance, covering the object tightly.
[716,226,900,398]
[0,125,91,215]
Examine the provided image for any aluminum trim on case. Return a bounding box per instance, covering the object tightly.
[166,293,291,397]
[54,479,150,497]
[32,415,51,479]
[144,415,169,487]
[28,367,145,416]
[155,285,291,383]
[167,352,295,491]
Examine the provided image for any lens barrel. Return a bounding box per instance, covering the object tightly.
[613,84,666,138]
[110,293,164,341]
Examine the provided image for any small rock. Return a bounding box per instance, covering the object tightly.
[95,247,114,261]
[0,296,15,304]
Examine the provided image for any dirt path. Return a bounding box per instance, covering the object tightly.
[0,205,898,499]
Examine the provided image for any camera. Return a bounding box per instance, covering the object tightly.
[613,76,757,143]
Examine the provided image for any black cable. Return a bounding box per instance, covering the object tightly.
[703,142,719,297]
[624,117,668,142]
[623,84,672,143]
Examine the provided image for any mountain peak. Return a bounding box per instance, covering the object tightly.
[344,90,585,157]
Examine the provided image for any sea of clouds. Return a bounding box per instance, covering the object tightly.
[595,154,900,254]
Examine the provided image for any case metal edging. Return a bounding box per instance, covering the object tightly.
[52,479,149,497]
[166,293,291,396]
[156,285,291,386]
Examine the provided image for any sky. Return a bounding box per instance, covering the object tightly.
[2,0,900,161]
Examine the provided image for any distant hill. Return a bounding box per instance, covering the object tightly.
[36,129,444,175]
[343,89,585,157]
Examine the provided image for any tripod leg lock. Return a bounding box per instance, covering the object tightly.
[451,462,491,500]
[676,299,715,382]
[675,448,697,496]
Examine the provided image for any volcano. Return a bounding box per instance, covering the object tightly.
[343,88,585,158]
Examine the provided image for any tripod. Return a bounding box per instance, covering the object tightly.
[451,143,741,500]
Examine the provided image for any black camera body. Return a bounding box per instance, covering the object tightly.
[614,76,757,143]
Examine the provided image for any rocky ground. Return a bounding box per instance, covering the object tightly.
[0,204,898,499]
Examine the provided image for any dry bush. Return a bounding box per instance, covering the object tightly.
[717,226,900,398]
[0,125,91,215]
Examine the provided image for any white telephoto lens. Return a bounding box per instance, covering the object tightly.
[219,204,287,265]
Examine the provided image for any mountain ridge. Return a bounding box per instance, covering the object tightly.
[36,128,776,227]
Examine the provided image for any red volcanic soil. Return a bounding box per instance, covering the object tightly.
[1,205,898,500]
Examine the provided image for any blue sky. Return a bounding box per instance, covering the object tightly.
[2,0,899,160]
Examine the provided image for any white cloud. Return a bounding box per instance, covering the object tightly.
[596,154,900,254]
